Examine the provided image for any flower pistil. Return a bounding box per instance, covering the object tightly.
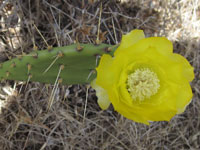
[127,68,160,101]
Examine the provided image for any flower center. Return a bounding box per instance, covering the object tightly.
[127,68,160,101]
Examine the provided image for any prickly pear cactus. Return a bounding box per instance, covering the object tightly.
[0,44,117,84]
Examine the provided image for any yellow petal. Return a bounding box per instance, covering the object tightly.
[114,30,145,56]
[91,79,110,110]
[96,54,122,91]
[140,46,192,84]
[95,54,114,89]
[112,37,174,72]
[116,106,150,125]
[115,37,173,58]
[170,53,194,82]
[113,88,177,123]
[116,79,177,122]
[175,83,193,113]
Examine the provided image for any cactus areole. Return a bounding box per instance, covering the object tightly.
[0,44,117,84]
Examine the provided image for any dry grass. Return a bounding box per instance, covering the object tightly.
[0,0,199,149]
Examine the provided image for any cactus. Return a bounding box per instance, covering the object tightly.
[0,44,117,84]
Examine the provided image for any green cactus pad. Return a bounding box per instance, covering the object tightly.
[0,44,117,84]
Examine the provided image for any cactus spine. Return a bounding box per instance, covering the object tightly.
[0,44,117,84]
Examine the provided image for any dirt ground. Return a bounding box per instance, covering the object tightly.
[0,0,199,150]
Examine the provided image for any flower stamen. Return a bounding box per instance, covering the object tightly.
[127,68,160,101]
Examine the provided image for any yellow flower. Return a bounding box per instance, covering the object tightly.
[91,30,194,125]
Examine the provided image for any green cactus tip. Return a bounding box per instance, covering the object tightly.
[0,43,117,85]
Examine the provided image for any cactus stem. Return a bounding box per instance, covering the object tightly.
[95,54,101,66]
[43,52,64,75]
[11,62,16,68]
[47,65,63,110]
[43,55,60,74]
[47,45,53,51]
[58,78,63,84]
[6,71,10,77]
[17,55,23,60]
[27,64,32,74]
[17,54,37,57]
[76,43,84,52]
[60,64,65,70]
[32,52,38,59]
[28,74,33,78]
[25,74,32,90]
[57,51,64,58]
[87,69,96,81]
[103,44,119,53]
[103,47,111,53]
[0,44,118,84]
